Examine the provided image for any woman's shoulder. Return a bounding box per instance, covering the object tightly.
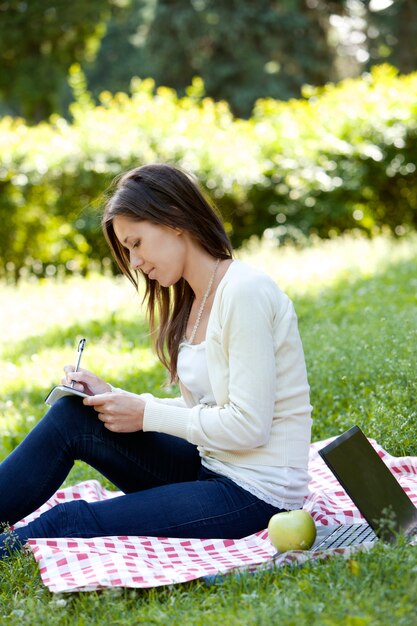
[216,261,291,320]
[222,260,284,297]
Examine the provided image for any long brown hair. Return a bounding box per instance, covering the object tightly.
[102,163,233,381]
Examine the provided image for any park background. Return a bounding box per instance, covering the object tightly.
[0,1,417,624]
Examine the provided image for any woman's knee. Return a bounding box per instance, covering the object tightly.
[33,397,101,459]
[43,396,97,436]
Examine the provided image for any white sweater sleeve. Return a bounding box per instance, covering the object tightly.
[108,387,187,409]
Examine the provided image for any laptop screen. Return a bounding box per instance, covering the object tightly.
[319,426,417,542]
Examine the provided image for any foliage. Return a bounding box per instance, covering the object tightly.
[247,64,417,243]
[366,0,417,75]
[2,1,417,123]
[87,0,335,118]
[0,64,416,279]
[0,234,416,623]
[0,0,123,121]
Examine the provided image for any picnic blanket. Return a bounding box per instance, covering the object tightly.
[14,436,417,593]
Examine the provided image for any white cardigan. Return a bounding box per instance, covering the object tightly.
[143,260,312,470]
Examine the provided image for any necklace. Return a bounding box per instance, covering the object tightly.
[188,258,220,344]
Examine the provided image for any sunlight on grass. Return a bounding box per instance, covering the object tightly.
[0,273,137,343]
[239,232,417,295]
[1,232,414,344]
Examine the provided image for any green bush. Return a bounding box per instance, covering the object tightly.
[0,64,416,279]
[248,65,417,243]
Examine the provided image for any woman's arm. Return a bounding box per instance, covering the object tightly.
[143,274,307,452]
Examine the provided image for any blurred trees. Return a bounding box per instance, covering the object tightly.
[366,0,417,73]
[0,0,416,121]
[86,0,417,117]
[0,0,124,121]
[86,0,335,117]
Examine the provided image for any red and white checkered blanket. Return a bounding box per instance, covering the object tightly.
[14,437,417,593]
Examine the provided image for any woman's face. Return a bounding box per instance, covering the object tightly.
[112,215,188,287]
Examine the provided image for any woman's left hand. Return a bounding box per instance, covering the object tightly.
[83,392,145,433]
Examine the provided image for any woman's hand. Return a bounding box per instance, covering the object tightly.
[83,392,145,433]
[62,366,111,396]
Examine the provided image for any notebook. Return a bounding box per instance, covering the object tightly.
[311,425,417,550]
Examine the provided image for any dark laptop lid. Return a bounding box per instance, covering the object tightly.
[319,426,417,542]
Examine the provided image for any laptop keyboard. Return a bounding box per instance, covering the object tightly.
[317,523,377,549]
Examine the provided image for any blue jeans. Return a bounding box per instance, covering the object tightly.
[0,397,283,556]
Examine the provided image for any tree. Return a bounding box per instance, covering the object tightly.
[0,0,125,122]
[366,0,417,73]
[87,0,336,117]
[318,0,417,79]
[1,1,416,122]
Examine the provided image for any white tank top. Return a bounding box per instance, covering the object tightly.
[177,340,309,510]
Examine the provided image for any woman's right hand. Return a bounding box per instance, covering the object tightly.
[62,366,112,396]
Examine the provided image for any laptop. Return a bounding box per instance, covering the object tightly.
[311,425,417,550]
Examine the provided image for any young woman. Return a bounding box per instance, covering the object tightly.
[0,163,312,556]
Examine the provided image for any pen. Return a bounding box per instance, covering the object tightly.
[71,338,86,388]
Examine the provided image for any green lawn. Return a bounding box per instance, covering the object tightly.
[0,233,416,625]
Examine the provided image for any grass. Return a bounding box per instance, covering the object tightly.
[0,232,416,624]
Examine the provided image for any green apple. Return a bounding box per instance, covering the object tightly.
[268,509,316,552]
